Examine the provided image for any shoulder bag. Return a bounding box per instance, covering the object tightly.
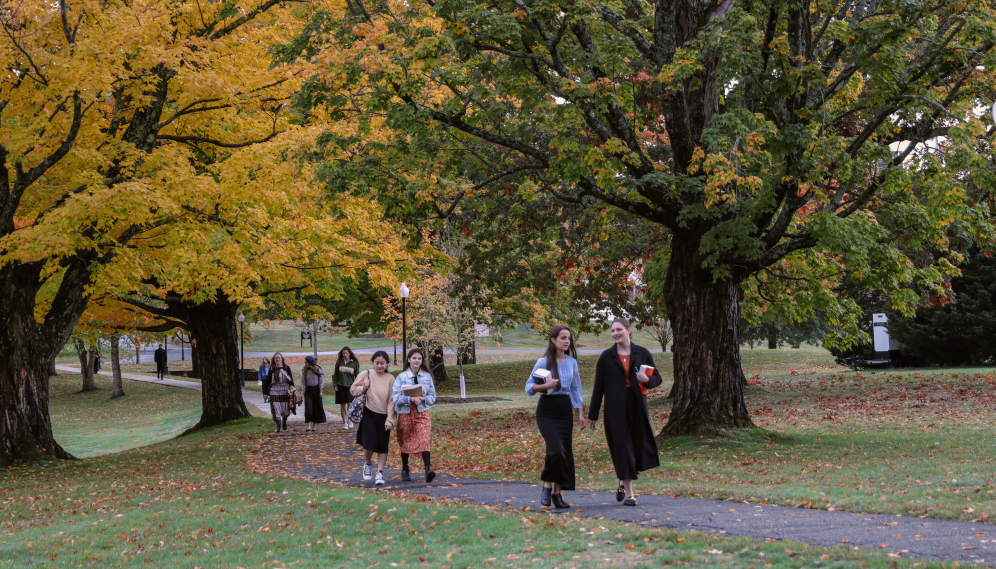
[346,371,369,424]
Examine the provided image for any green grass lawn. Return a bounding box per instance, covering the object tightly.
[427,349,996,523]
[244,322,393,352]
[2,419,948,569]
[49,373,201,458]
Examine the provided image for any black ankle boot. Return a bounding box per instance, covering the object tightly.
[552,493,570,509]
[540,486,552,508]
[401,467,411,482]
[425,468,436,483]
[282,417,287,430]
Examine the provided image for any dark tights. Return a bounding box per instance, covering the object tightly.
[401,451,432,471]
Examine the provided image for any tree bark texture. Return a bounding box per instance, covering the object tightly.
[767,333,779,350]
[0,260,90,466]
[190,345,200,379]
[158,292,250,429]
[110,334,125,399]
[74,338,98,392]
[661,242,754,436]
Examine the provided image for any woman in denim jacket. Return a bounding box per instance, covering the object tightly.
[392,348,438,483]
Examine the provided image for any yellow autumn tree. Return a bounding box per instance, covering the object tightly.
[109,127,410,429]
[0,0,371,465]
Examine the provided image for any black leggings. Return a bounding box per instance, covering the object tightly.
[401,451,432,471]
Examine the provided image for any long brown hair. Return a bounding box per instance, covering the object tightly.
[271,352,286,368]
[543,325,577,380]
[335,346,357,370]
[402,347,434,380]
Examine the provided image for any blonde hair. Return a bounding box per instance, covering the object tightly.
[262,357,271,366]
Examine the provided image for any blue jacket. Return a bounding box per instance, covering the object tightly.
[392,369,437,414]
[526,356,584,409]
[258,364,270,383]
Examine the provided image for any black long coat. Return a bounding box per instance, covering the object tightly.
[587,343,663,480]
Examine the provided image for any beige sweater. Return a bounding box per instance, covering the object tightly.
[350,370,397,428]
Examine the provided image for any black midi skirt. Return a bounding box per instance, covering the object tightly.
[304,385,326,424]
[604,387,659,481]
[536,394,576,490]
[334,385,354,405]
[357,409,390,454]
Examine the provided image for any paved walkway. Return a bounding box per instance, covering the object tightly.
[54,365,341,424]
[254,428,994,565]
[57,364,993,563]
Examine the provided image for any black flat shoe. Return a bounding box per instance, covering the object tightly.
[616,484,625,502]
[425,470,436,483]
[401,468,411,482]
[540,486,552,508]
[623,496,637,507]
[552,493,570,509]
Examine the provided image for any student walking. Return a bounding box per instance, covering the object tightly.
[526,325,585,509]
[154,344,168,380]
[258,357,270,387]
[392,348,438,483]
[263,352,296,432]
[302,356,326,431]
[587,318,663,506]
[350,351,396,486]
[334,347,360,428]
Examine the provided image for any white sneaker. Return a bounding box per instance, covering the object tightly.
[348,420,355,429]
[362,464,372,481]
[375,471,385,486]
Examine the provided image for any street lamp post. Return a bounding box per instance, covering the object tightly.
[238,314,245,387]
[399,282,410,361]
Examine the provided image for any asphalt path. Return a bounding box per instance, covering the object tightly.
[58,364,992,563]
[262,428,995,565]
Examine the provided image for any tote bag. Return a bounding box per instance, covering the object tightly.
[346,371,370,424]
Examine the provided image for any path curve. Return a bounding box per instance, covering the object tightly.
[56,365,993,563]
[252,427,994,565]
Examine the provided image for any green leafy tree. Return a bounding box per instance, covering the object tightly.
[293,0,995,435]
[889,250,996,366]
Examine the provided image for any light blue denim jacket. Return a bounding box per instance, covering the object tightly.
[392,369,437,414]
[525,356,583,409]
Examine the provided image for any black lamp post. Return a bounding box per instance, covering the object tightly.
[238,313,245,387]
[399,282,410,361]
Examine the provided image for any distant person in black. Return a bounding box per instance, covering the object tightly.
[154,344,168,380]
[93,350,102,373]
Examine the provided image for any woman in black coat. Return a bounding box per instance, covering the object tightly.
[587,317,663,506]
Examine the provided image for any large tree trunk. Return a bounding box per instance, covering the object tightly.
[179,294,250,429]
[767,331,779,350]
[0,261,88,466]
[427,343,449,383]
[660,242,753,437]
[110,333,125,399]
[74,338,98,392]
[190,345,200,378]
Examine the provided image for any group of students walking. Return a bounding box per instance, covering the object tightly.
[258,316,661,507]
[529,317,662,508]
[347,349,438,486]
[261,346,438,487]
